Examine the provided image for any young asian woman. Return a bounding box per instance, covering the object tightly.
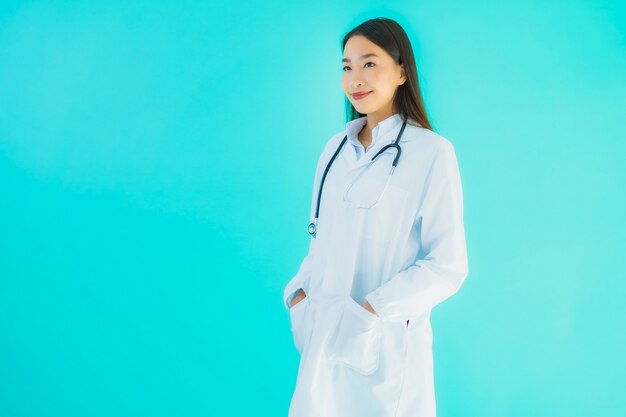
[283,17,469,417]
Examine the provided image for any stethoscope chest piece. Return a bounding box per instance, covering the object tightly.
[308,221,317,238]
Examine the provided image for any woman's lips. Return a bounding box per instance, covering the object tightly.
[353,91,372,100]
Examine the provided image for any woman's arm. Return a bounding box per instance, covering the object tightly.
[283,261,312,309]
[364,140,469,322]
[283,134,339,310]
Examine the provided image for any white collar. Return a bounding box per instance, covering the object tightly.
[345,113,404,148]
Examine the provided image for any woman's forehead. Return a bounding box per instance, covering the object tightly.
[343,37,387,60]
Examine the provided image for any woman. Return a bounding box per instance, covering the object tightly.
[283,17,468,417]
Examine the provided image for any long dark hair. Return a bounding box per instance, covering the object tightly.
[341,17,433,131]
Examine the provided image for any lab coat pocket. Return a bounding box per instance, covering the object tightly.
[325,298,382,375]
[289,296,310,354]
[350,179,409,245]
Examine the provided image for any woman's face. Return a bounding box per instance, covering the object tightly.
[341,35,406,117]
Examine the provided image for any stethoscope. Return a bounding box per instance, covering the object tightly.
[308,120,407,238]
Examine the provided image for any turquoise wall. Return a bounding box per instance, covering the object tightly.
[1,1,624,416]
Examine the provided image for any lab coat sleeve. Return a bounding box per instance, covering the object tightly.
[364,140,469,322]
[282,137,332,310]
[283,243,314,310]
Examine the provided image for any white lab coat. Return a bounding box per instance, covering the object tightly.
[283,113,468,417]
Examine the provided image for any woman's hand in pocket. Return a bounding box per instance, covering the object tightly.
[289,288,307,309]
[362,300,379,317]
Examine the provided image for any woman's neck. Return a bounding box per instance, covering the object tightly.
[359,111,391,150]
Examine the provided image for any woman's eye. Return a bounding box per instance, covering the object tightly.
[343,62,375,71]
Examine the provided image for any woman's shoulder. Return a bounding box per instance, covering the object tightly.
[404,123,456,155]
[326,129,348,149]
[308,130,347,173]
[317,130,347,159]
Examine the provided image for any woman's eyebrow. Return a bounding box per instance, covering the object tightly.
[342,53,379,63]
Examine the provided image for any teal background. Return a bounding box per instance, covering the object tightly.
[1,1,625,416]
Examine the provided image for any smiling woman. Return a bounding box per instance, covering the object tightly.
[341,39,407,131]
[283,17,468,417]
[341,22,432,134]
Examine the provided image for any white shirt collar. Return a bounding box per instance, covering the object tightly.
[345,113,404,149]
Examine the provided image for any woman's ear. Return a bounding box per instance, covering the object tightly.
[398,64,407,85]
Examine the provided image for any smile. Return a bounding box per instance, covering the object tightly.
[352,91,372,100]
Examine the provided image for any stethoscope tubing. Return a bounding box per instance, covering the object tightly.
[308,120,407,238]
